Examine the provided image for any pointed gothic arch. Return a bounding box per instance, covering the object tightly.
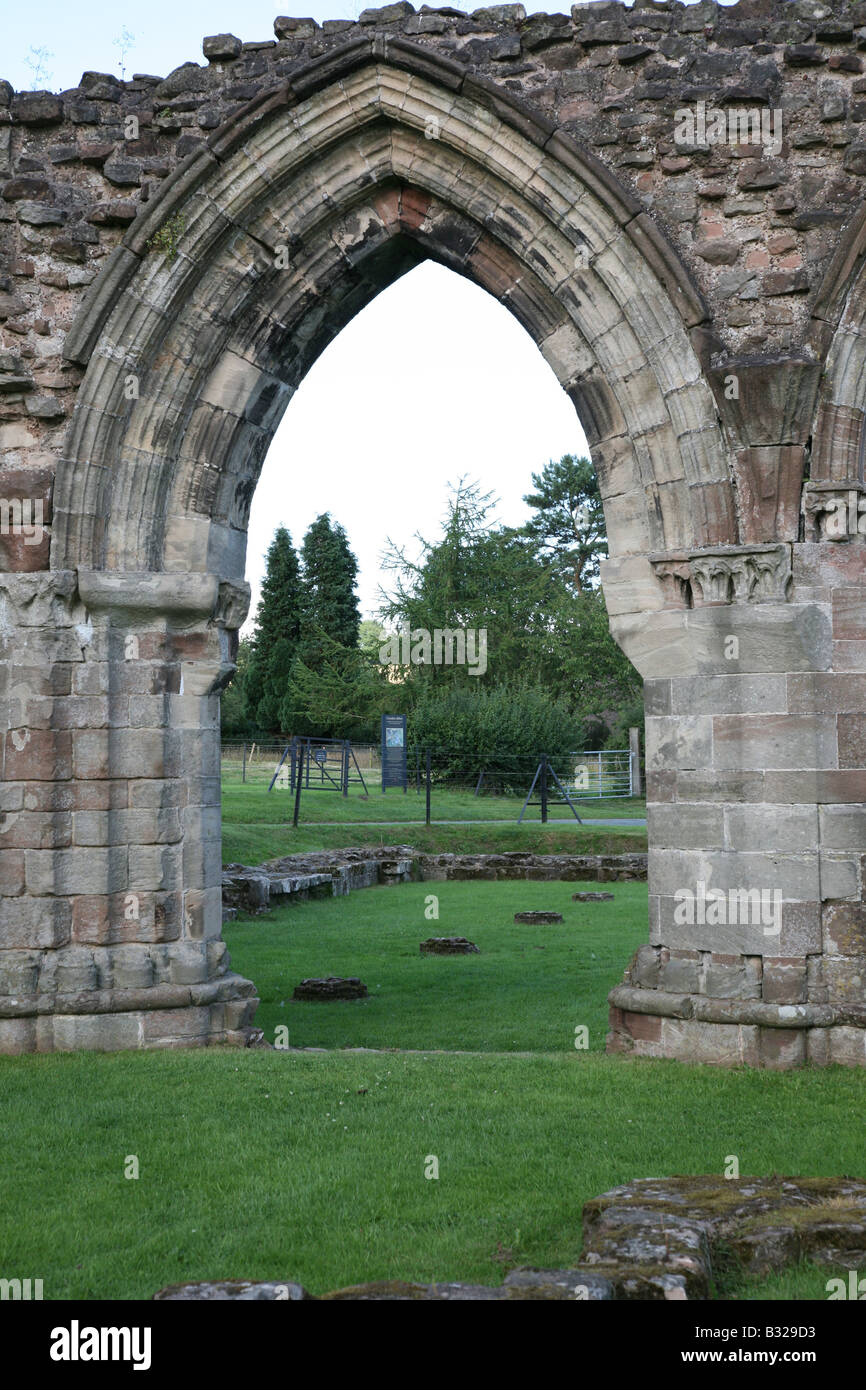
[4,18,864,1065]
[55,40,730,585]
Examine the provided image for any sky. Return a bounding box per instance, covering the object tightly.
[247,262,581,623]
[1,2,728,628]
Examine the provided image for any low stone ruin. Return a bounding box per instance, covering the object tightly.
[222,849,414,916]
[420,852,646,883]
[514,911,563,925]
[572,892,615,903]
[291,977,369,1002]
[155,1280,310,1301]
[222,848,647,918]
[420,938,480,955]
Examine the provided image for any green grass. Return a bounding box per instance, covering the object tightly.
[221,777,645,825]
[2,882,864,1300]
[223,778,644,828]
[221,771,647,864]
[3,1046,864,1300]
[222,767,644,828]
[222,806,646,865]
[224,880,647,1051]
[720,1261,860,1301]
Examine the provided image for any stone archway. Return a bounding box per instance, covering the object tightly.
[2,5,866,1064]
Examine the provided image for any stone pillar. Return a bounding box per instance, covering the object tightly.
[604,541,866,1069]
[0,569,259,1052]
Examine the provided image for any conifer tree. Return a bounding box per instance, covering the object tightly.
[297,513,361,669]
[522,454,606,592]
[244,526,303,730]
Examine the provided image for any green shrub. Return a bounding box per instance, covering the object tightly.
[408,682,582,791]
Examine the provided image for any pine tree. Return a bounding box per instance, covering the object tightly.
[522,454,606,592]
[298,514,361,669]
[280,632,395,741]
[245,527,303,731]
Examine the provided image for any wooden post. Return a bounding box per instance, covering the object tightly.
[540,754,548,824]
[241,742,247,783]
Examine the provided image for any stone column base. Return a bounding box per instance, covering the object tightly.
[0,973,260,1053]
[607,986,866,1068]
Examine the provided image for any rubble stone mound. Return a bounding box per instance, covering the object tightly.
[319,1271,612,1299]
[514,911,564,924]
[292,977,369,1001]
[420,937,480,955]
[580,1174,866,1299]
[154,1279,310,1300]
[572,892,615,902]
[501,1268,614,1300]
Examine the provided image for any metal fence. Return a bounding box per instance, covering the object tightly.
[222,739,382,786]
[222,739,640,804]
[222,740,288,786]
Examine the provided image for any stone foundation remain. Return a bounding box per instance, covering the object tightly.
[221,848,648,915]
[292,977,369,1001]
[420,937,480,955]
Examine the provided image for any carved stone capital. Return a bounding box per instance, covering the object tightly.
[650,545,791,607]
[651,560,692,609]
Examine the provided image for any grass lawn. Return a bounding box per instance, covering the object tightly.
[221,778,645,825]
[221,773,647,864]
[2,880,864,1300]
[221,778,646,864]
[223,817,648,865]
[223,880,647,1051]
[722,1262,856,1301]
[222,787,647,866]
[2,1047,863,1300]
[222,762,644,828]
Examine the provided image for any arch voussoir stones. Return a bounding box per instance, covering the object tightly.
[2,4,866,1062]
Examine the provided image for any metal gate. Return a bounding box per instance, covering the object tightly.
[570,748,633,798]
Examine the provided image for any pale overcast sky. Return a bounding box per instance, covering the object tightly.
[248,261,582,623]
[2,2,727,626]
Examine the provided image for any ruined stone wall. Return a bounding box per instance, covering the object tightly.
[3,0,866,561]
[3,1,866,1061]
